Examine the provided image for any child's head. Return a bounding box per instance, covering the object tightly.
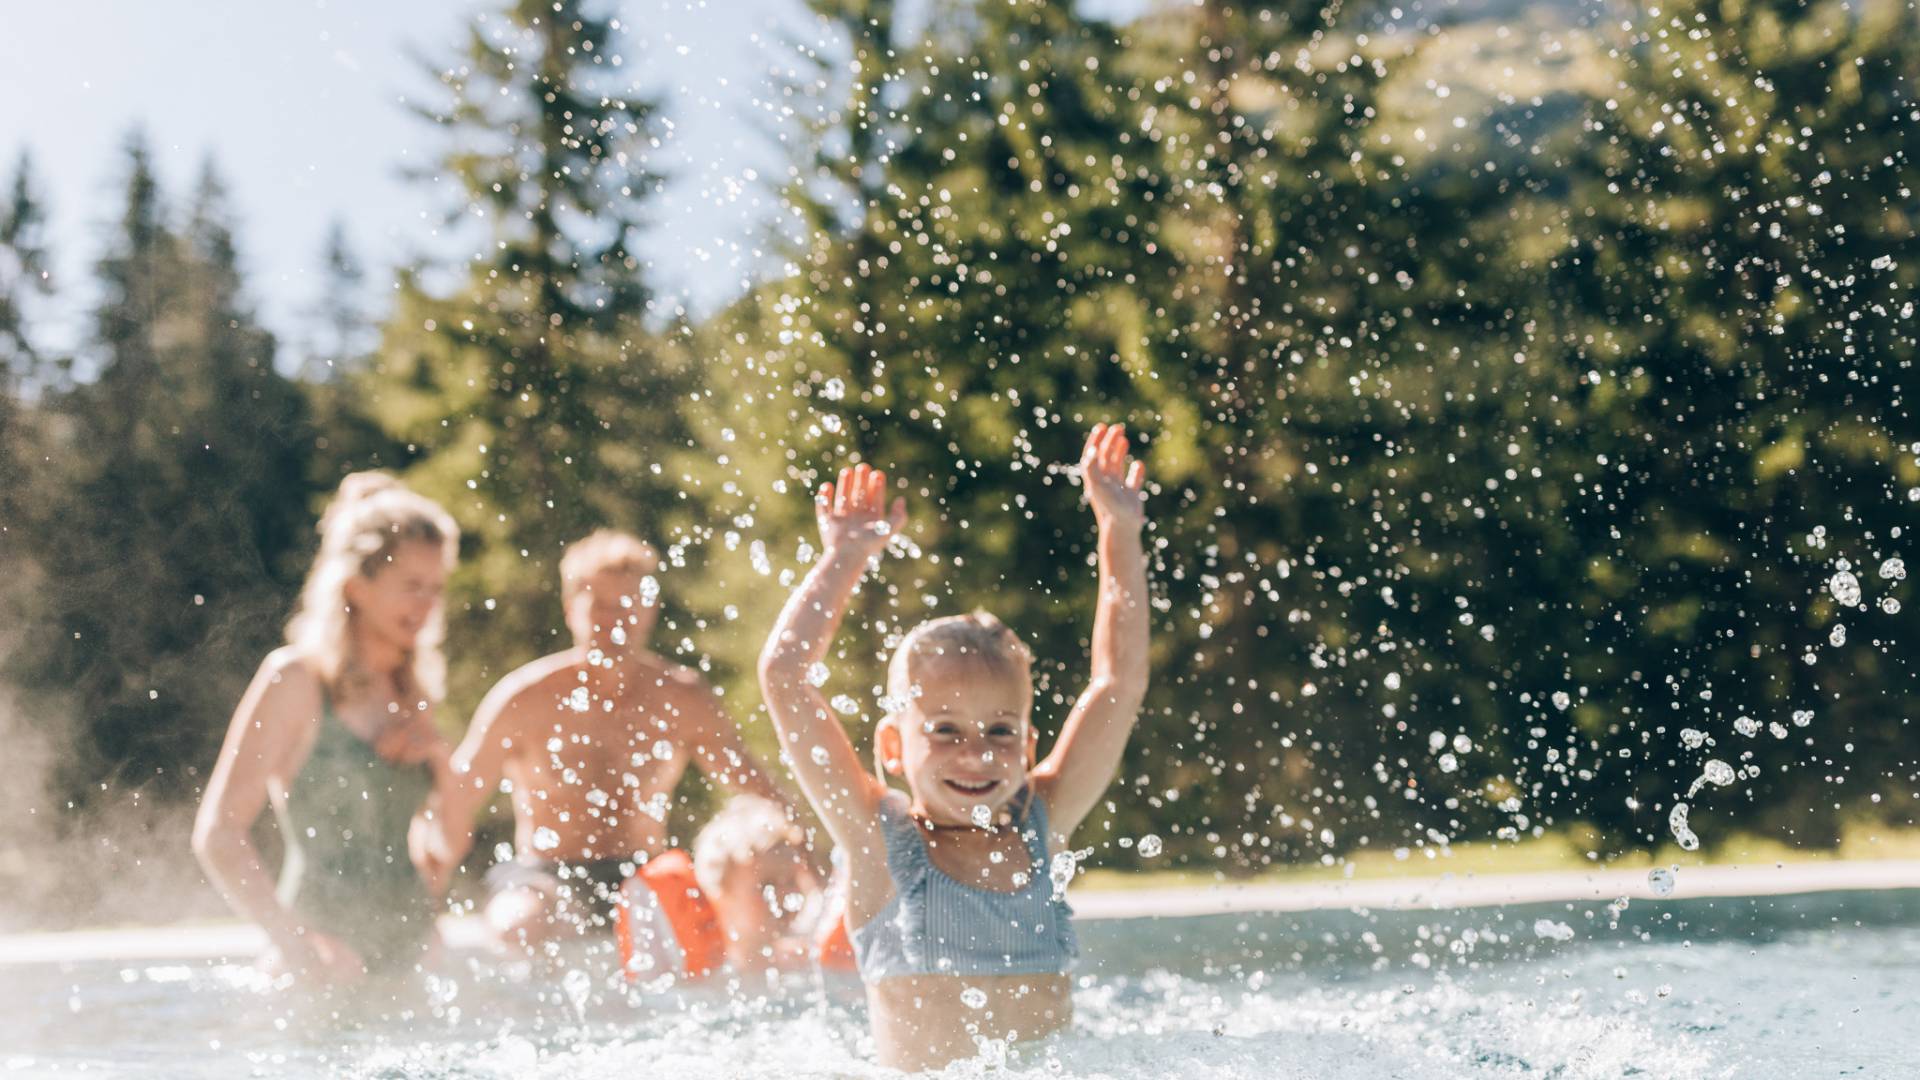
[559,529,660,655]
[876,612,1037,827]
[692,796,818,964]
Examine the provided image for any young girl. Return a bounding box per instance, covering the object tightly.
[758,424,1150,1070]
[192,472,462,985]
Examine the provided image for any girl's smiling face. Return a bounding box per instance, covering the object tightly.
[882,663,1036,827]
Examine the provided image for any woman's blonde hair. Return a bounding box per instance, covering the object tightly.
[875,612,1034,782]
[285,471,459,701]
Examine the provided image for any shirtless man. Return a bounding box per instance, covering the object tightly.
[440,530,790,947]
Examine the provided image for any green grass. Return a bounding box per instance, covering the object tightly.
[1074,821,1920,892]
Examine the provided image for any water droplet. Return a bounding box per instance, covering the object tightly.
[1881,597,1902,614]
[830,694,860,716]
[1551,690,1572,711]
[1137,834,1163,858]
[651,739,673,761]
[1648,866,1677,897]
[1680,728,1708,749]
[822,377,847,401]
[567,688,590,713]
[532,826,561,852]
[1829,623,1847,647]
[805,662,830,687]
[809,745,831,766]
[1669,803,1699,851]
[1829,570,1862,607]
[960,986,988,1009]
[970,804,993,829]
[1879,557,1906,581]
[1732,716,1759,737]
[1792,709,1815,727]
[609,624,628,646]
[1532,918,1575,942]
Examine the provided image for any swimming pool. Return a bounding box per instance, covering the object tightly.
[8,889,1916,1078]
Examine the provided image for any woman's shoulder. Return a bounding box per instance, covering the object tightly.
[258,647,327,698]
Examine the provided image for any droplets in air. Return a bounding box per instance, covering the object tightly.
[809,745,831,766]
[1647,866,1678,898]
[830,694,860,716]
[960,986,988,1010]
[971,804,993,829]
[561,967,592,1020]
[1550,690,1571,712]
[1829,569,1861,608]
[639,575,660,607]
[821,377,846,401]
[567,687,590,713]
[1829,624,1847,648]
[805,662,830,687]
[1532,918,1575,942]
[1686,759,1736,799]
[1879,557,1906,581]
[1732,716,1759,738]
[531,826,561,852]
[609,624,628,647]
[1669,803,1699,851]
[1680,728,1708,749]
[1136,834,1163,858]
[1792,709,1814,728]
[651,739,673,762]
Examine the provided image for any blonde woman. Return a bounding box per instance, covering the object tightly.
[192,472,461,984]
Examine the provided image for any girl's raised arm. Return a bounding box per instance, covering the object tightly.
[1033,423,1151,840]
[757,464,907,852]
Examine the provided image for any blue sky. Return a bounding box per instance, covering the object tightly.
[0,0,1150,364]
[0,0,819,359]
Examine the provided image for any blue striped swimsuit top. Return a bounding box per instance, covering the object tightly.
[850,786,1079,981]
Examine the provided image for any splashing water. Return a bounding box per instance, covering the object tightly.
[1829,569,1861,607]
[1647,867,1677,897]
[1668,803,1699,851]
[1532,919,1575,942]
[1687,759,1736,799]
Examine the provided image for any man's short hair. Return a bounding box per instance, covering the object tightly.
[559,529,660,604]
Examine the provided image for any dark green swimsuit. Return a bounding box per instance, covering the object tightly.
[274,696,437,971]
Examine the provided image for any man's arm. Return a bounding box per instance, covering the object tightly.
[675,673,793,810]
[437,675,531,873]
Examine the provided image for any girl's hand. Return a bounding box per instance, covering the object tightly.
[1081,422,1147,529]
[816,463,908,557]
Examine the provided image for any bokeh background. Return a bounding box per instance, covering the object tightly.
[3,0,1917,930]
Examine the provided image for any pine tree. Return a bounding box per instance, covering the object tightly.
[0,150,52,397]
[14,143,316,807]
[364,0,682,696]
[301,220,368,380]
[1530,0,1920,847]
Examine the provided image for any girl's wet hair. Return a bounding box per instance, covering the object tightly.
[874,612,1034,781]
[285,471,460,701]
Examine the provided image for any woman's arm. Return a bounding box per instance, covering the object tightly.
[757,464,906,854]
[191,653,362,980]
[1033,423,1151,840]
